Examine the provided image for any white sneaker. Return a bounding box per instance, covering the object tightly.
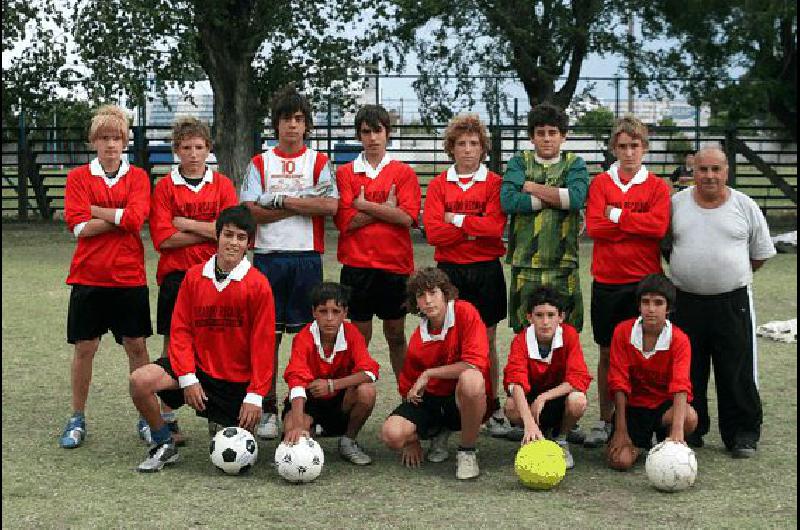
[137,441,179,473]
[427,430,451,463]
[557,439,574,470]
[487,411,512,438]
[256,413,279,440]
[338,436,372,465]
[455,450,480,480]
[583,420,611,448]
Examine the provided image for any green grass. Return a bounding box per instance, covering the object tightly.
[2,223,797,528]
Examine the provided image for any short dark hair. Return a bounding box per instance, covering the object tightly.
[355,105,391,138]
[270,84,313,139]
[406,267,458,316]
[527,103,569,136]
[215,205,256,239]
[636,274,676,310]
[525,286,566,314]
[310,282,351,309]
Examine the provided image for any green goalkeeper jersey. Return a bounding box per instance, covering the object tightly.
[500,151,589,269]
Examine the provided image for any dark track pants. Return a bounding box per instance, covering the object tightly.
[673,286,762,449]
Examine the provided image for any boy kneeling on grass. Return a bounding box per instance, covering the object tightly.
[503,287,592,469]
[282,282,380,465]
[606,274,698,470]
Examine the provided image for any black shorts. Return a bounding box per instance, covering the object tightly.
[67,285,152,345]
[516,393,567,433]
[281,391,349,437]
[253,252,322,333]
[390,394,461,440]
[590,281,640,347]
[156,271,187,336]
[153,357,249,427]
[614,400,672,449]
[437,259,507,328]
[340,265,408,321]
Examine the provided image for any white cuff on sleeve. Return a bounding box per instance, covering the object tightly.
[451,214,466,227]
[609,208,622,224]
[178,373,200,388]
[558,188,571,209]
[73,221,88,238]
[243,393,263,407]
[289,386,307,400]
[364,371,377,382]
[531,196,544,211]
[114,208,124,225]
[507,383,517,396]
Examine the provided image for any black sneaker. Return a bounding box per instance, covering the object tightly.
[686,432,704,448]
[566,424,586,445]
[731,441,757,459]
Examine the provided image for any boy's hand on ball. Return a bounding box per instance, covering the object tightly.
[522,424,543,445]
[184,383,207,412]
[283,427,309,445]
[238,403,261,432]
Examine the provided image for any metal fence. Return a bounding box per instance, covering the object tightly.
[1,120,796,220]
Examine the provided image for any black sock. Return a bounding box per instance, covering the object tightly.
[457,445,476,452]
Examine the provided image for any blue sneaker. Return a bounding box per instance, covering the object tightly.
[59,415,86,449]
[138,418,152,445]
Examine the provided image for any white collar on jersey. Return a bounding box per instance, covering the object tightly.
[90,157,130,187]
[201,255,251,292]
[525,324,564,364]
[309,321,348,364]
[170,165,214,192]
[353,152,392,180]
[446,164,488,191]
[608,162,649,193]
[534,152,562,166]
[420,300,457,342]
[630,317,673,359]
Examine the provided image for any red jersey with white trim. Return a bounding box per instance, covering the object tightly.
[423,167,506,264]
[585,170,670,284]
[503,323,592,395]
[149,169,238,284]
[284,321,380,401]
[335,160,421,275]
[168,258,276,398]
[240,146,332,253]
[607,318,693,409]
[64,162,150,287]
[398,300,490,397]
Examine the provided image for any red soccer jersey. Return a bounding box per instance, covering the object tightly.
[398,300,490,397]
[284,321,381,401]
[64,161,151,287]
[149,169,238,285]
[168,257,276,399]
[585,167,670,284]
[503,323,593,396]
[423,166,506,264]
[335,158,421,275]
[607,318,693,409]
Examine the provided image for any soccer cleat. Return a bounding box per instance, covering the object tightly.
[427,430,451,463]
[137,418,152,445]
[487,411,512,438]
[256,413,279,440]
[136,441,179,473]
[566,424,586,445]
[167,420,187,447]
[338,436,372,465]
[583,420,611,448]
[685,432,704,448]
[557,439,575,470]
[505,426,524,442]
[59,415,86,449]
[455,450,480,480]
[731,441,757,459]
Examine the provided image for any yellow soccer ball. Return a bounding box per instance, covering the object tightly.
[514,439,566,490]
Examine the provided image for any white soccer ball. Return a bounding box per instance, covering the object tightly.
[274,436,325,483]
[209,426,258,475]
[645,440,698,492]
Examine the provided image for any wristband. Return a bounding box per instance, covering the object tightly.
[327,379,335,394]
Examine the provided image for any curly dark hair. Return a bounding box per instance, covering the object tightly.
[525,286,566,315]
[270,84,313,140]
[527,103,569,136]
[636,274,676,310]
[406,267,459,316]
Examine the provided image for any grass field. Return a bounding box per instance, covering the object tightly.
[2,222,797,529]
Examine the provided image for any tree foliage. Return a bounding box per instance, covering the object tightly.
[573,106,615,139]
[634,1,797,140]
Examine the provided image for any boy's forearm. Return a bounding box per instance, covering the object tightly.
[613,392,628,433]
[512,385,535,427]
[332,372,373,391]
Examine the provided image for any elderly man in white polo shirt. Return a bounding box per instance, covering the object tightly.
[667,146,776,458]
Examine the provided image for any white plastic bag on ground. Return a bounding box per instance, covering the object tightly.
[756,319,797,343]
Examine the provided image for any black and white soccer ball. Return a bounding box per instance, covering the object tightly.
[274,436,325,483]
[645,440,698,492]
[209,426,258,475]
